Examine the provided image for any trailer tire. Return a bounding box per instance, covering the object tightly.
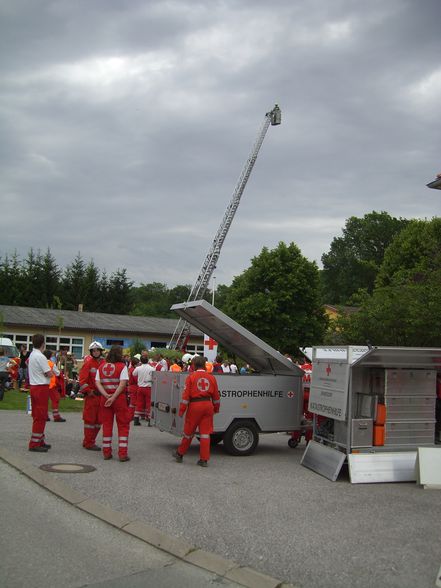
[223,421,259,456]
[288,438,299,449]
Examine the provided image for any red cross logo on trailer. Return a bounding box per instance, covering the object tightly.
[103,363,115,377]
[287,390,295,398]
[326,364,332,376]
[197,378,210,393]
[204,338,217,350]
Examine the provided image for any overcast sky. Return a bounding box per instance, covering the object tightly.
[1,0,440,290]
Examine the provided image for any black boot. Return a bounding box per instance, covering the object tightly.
[133,417,141,426]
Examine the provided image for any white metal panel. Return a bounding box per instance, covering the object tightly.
[415,447,441,488]
[308,360,350,422]
[171,300,303,375]
[348,452,417,483]
[300,440,346,481]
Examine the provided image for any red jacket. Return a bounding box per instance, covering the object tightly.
[79,356,104,396]
[179,369,220,417]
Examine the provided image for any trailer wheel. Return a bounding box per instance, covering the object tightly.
[223,421,259,456]
[288,438,299,449]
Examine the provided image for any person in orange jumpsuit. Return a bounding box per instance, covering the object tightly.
[173,355,220,467]
[78,341,105,451]
[95,345,130,462]
[7,356,20,389]
[43,350,66,422]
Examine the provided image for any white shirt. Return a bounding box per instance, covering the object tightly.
[28,349,51,385]
[221,364,231,373]
[230,363,238,374]
[133,363,155,386]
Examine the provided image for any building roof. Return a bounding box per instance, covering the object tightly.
[0,304,203,337]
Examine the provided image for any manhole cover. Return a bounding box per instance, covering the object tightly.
[39,463,96,473]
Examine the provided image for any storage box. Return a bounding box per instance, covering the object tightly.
[373,424,385,446]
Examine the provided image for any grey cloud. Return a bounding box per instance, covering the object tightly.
[0,0,440,290]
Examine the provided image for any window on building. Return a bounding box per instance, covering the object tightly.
[150,341,168,349]
[4,333,33,349]
[2,333,85,356]
[44,336,84,358]
[186,344,204,354]
[105,339,125,347]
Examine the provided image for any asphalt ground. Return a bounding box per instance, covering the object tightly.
[1,409,440,588]
[0,460,244,588]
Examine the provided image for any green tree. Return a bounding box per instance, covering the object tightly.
[107,268,134,314]
[338,218,441,346]
[40,248,61,308]
[82,260,102,312]
[61,252,86,310]
[22,249,45,307]
[0,252,24,305]
[321,211,410,304]
[168,284,191,308]
[131,282,171,317]
[221,242,327,354]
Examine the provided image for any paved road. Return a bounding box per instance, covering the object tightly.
[0,460,244,588]
[1,409,440,587]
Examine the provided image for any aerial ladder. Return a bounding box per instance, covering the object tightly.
[168,104,281,350]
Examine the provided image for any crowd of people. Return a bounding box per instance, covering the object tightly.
[24,335,229,467]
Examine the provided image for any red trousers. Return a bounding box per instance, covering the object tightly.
[128,385,137,420]
[100,394,130,458]
[29,384,49,448]
[82,394,101,448]
[178,402,214,461]
[134,386,151,420]
[48,387,64,421]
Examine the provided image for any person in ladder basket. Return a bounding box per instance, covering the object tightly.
[95,345,130,461]
[78,341,105,451]
[173,355,221,467]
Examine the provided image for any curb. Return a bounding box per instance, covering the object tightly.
[0,446,298,588]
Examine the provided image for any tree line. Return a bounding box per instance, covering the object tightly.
[1,211,440,349]
[0,250,133,314]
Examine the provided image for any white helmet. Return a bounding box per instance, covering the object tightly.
[89,341,104,351]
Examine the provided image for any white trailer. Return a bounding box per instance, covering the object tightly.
[151,300,304,455]
[301,346,441,482]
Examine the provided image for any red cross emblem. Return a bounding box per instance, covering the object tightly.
[326,364,332,376]
[287,390,295,398]
[102,363,115,377]
[197,377,210,393]
[204,337,217,350]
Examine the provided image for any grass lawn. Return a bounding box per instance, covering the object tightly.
[0,389,84,412]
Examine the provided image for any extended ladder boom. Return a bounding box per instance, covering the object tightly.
[169,104,281,350]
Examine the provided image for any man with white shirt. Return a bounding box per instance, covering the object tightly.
[28,333,53,452]
[133,356,155,426]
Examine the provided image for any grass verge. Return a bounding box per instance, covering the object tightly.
[0,389,84,412]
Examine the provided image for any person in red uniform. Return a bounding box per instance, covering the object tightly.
[128,357,139,421]
[28,333,53,452]
[173,355,220,467]
[43,349,66,422]
[78,341,105,451]
[95,345,130,462]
